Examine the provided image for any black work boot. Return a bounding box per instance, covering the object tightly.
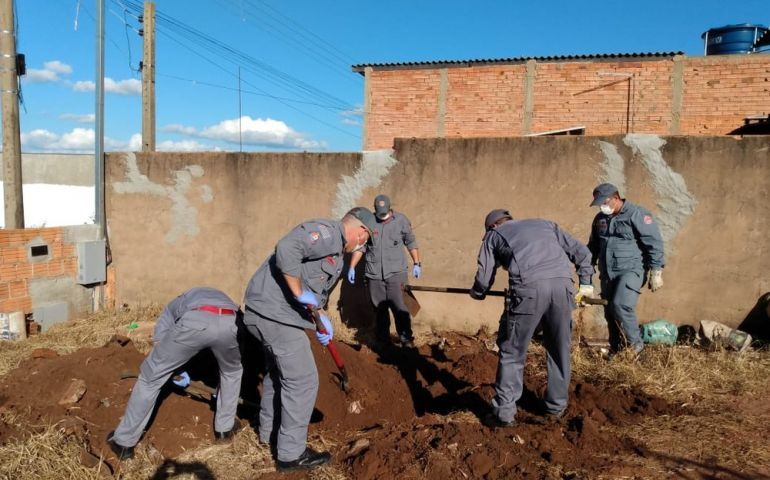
[214,418,242,444]
[531,409,566,425]
[106,431,135,460]
[399,334,415,349]
[482,412,515,428]
[276,447,331,472]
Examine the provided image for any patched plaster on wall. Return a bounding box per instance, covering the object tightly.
[112,153,213,243]
[332,150,397,218]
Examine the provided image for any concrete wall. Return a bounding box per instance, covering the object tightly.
[0,154,94,185]
[0,153,94,228]
[105,137,770,335]
[361,54,770,149]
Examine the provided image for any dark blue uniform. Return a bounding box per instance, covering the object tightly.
[588,200,665,351]
[471,219,593,422]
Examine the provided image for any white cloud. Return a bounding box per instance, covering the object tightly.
[162,116,325,149]
[44,60,73,75]
[21,128,94,152]
[341,118,361,126]
[60,113,95,124]
[20,128,216,153]
[158,139,216,152]
[23,60,73,83]
[72,77,141,96]
[26,69,60,83]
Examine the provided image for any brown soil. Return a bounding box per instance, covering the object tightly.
[0,331,761,479]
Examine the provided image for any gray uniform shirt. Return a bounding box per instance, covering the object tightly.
[244,219,345,330]
[471,219,594,295]
[587,200,665,279]
[364,211,418,280]
[154,287,239,343]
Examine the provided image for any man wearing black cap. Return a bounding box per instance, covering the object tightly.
[588,183,665,355]
[242,207,376,472]
[470,209,594,427]
[347,194,421,349]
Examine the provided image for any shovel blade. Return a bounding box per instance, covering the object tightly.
[403,287,421,318]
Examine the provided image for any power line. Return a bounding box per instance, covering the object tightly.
[214,0,360,87]
[251,0,355,64]
[117,0,355,111]
[154,28,360,139]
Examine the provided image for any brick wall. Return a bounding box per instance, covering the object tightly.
[362,54,770,149]
[0,228,77,314]
[681,55,770,134]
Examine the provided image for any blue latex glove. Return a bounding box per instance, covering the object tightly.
[412,264,422,279]
[347,267,356,284]
[315,313,333,346]
[296,289,319,308]
[172,371,190,388]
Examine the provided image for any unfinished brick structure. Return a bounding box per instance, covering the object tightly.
[354,53,770,149]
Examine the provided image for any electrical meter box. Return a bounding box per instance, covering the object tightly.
[76,240,106,285]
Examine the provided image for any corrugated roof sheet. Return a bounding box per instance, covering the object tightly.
[352,52,684,73]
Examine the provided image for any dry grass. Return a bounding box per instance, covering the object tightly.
[0,411,109,480]
[571,343,770,403]
[0,306,160,377]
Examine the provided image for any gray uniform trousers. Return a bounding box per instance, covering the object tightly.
[369,271,412,341]
[112,310,242,447]
[600,271,644,351]
[244,308,318,462]
[492,277,574,422]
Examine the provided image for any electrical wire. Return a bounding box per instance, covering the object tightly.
[214,0,360,87]
[155,28,360,139]
[116,0,355,110]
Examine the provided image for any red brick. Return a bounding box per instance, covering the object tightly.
[9,280,27,298]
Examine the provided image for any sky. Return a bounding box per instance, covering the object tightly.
[13,0,770,153]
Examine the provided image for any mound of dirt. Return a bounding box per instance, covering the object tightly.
[0,330,680,478]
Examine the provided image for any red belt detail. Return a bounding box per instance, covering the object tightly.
[196,305,236,315]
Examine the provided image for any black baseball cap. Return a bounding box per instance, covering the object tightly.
[373,194,391,219]
[484,209,512,230]
[346,207,377,243]
[590,183,619,207]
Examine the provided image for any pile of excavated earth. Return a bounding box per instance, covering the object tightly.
[0,327,708,479]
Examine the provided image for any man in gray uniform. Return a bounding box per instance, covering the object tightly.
[243,207,376,472]
[107,287,242,460]
[587,183,665,355]
[470,209,593,427]
[348,194,421,348]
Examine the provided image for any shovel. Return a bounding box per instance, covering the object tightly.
[119,371,260,409]
[403,285,607,316]
[309,308,350,393]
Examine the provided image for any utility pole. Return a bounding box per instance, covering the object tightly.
[141,1,155,152]
[1,0,23,228]
[95,0,105,235]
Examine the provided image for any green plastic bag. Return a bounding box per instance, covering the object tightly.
[640,319,678,345]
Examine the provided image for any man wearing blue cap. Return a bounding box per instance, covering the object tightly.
[347,194,421,349]
[588,183,665,355]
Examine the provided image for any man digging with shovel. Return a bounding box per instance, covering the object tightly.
[242,207,376,473]
[470,209,594,428]
[107,287,243,460]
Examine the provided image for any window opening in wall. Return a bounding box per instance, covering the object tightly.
[30,245,49,257]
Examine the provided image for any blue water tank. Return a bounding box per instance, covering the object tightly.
[701,24,768,55]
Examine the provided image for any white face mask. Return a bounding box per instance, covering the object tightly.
[600,204,614,215]
[378,212,391,221]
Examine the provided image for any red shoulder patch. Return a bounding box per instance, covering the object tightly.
[643,215,653,225]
